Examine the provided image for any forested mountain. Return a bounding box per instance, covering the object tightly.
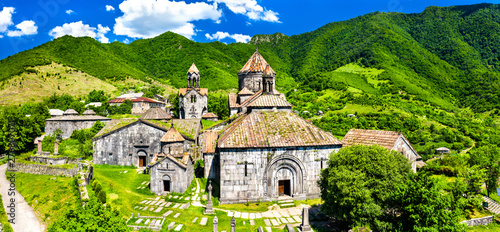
[1,3,500,112]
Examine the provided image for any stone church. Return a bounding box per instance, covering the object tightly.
[178,63,208,119]
[204,50,343,204]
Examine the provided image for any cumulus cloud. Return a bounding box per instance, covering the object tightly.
[0,7,15,33]
[209,0,280,22]
[113,0,221,39]
[106,5,115,11]
[66,9,74,15]
[49,21,111,43]
[7,20,38,37]
[205,31,251,43]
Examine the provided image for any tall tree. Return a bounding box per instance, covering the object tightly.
[468,145,500,196]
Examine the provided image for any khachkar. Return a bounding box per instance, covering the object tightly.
[205,180,214,214]
[301,207,312,231]
[213,213,218,232]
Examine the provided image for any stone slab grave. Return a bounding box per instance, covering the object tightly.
[155,220,161,226]
[142,207,148,211]
[278,210,290,218]
[250,220,255,226]
[234,211,241,218]
[149,219,156,226]
[141,181,147,185]
[192,217,198,223]
[272,211,282,218]
[174,213,180,218]
[154,197,160,201]
[249,213,255,219]
[228,211,234,217]
[149,201,158,205]
[200,217,208,225]
[149,207,155,211]
[241,212,249,219]
[155,201,162,206]
[256,213,262,219]
[292,216,301,222]
[174,224,183,231]
[135,219,143,224]
[264,219,271,227]
[168,222,175,230]
[164,210,173,217]
[140,200,147,204]
[286,224,295,232]
[262,211,274,218]
[160,202,166,207]
[173,203,181,208]
[165,202,172,207]
[266,227,273,232]
[271,219,280,226]
[185,197,191,200]
[180,202,190,209]
[134,206,139,209]
[280,218,288,224]
[154,207,163,213]
[144,219,150,225]
[286,218,295,223]
[173,196,179,199]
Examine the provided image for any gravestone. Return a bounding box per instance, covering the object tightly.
[286,224,295,232]
[168,222,175,230]
[258,226,264,232]
[230,216,236,232]
[301,207,312,232]
[205,180,214,214]
[213,214,218,232]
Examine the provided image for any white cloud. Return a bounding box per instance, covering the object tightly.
[209,0,280,22]
[205,31,251,43]
[106,5,115,11]
[0,7,15,33]
[113,0,221,39]
[49,21,110,43]
[123,38,130,44]
[7,20,38,37]
[66,9,74,15]
[0,35,3,38]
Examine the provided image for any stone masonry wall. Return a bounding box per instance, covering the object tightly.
[12,162,78,177]
[218,145,340,204]
[30,156,67,165]
[46,119,108,139]
[150,158,194,195]
[462,216,494,226]
[392,137,418,172]
[180,90,207,119]
[93,122,166,167]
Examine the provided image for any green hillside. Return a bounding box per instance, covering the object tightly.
[1,3,500,112]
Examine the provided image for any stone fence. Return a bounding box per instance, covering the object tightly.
[11,162,78,177]
[30,156,67,165]
[462,216,494,227]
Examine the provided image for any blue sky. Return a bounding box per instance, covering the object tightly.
[0,0,498,60]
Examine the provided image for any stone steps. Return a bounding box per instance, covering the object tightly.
[483,196,500,214]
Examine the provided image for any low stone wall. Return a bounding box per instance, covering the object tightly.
[462,216,494,227]
[30,156,67,165]
[12,162,78,177]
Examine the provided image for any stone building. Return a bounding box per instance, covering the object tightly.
[202,112,219,121]
[92,118,199,167]
[179,63,208,119]
[203,51,343,204]
[45,109,111,139]
[149,125,195,195]
[108,94,165,114]
[140,107,172,122]
[341,129,424,172]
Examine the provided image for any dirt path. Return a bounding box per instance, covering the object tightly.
[0,164,45,232]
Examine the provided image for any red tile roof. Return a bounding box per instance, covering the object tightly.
[187,62,199,74]
[228,92,240,108]
[218,111,342,148]
[108,98,126,103]
[202,112,218,119]
[131,97,163,103]
[239,50,276,75]
[263,64,275,77]
[178,88,208,96]
[202,131,218,153]
[238,87,254,95]
[341,129,402,149]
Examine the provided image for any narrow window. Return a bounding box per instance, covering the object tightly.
[320,159,323,169]
[244,161,248,177]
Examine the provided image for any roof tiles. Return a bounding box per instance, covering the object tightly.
[239,50,276,75]
[141,108,172,120]
[202,131,218,153]
[187,62,199,74]
[247,94,292,108]
[160,126,185,143]
[341,129,402,149]
[178,88,208,96]
[218,111,342,148]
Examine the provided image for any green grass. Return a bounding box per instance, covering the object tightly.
[9,172,80,227]
[0,194,13,232]
[466,221,500,231]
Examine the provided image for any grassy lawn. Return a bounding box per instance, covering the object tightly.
[0,194,13,232]
[9,172,80,227]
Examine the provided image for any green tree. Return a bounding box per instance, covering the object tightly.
[319,145,412,230]
[87,90,108,103]
[468,145,500,196]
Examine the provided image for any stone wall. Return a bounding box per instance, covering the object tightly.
[12,162,78,177]
[392,137,418,172]
[93,121,167,167]
[180,90,207,119]
[150,157,194,195]
[203,152,219,179]
[218,145,340,204]
[46,119,109,139]
[462,216,494,226]
[30,156,67,165]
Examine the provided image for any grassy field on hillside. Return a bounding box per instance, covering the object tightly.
[10,172,80,227]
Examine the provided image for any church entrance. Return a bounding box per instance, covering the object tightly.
[278,180,291,196]
[163,180,171,192]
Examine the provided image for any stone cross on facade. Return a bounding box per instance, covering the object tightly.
[205,180,214,214]
[213,213,218,232]
[54,141,59,155]
[37,141,42,153]
[230,216,236,232]
[301,207,312,231]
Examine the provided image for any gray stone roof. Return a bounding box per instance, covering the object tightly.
[63,109,79,115]
[46,115,110,121]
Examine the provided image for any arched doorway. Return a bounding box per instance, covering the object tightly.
[138,150,147,167]
[162,175,171,192]
[265,154,307,198]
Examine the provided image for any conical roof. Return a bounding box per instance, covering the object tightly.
[239,50,275,75]
[141,108,172,120]
[187,62,199,74]
[63,109,79,115]
[160,125,185,143]
[263,64,275,77]
[83,109,96,115]
[238,87,254,95]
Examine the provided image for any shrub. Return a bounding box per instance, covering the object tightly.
[98,191,107,204]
